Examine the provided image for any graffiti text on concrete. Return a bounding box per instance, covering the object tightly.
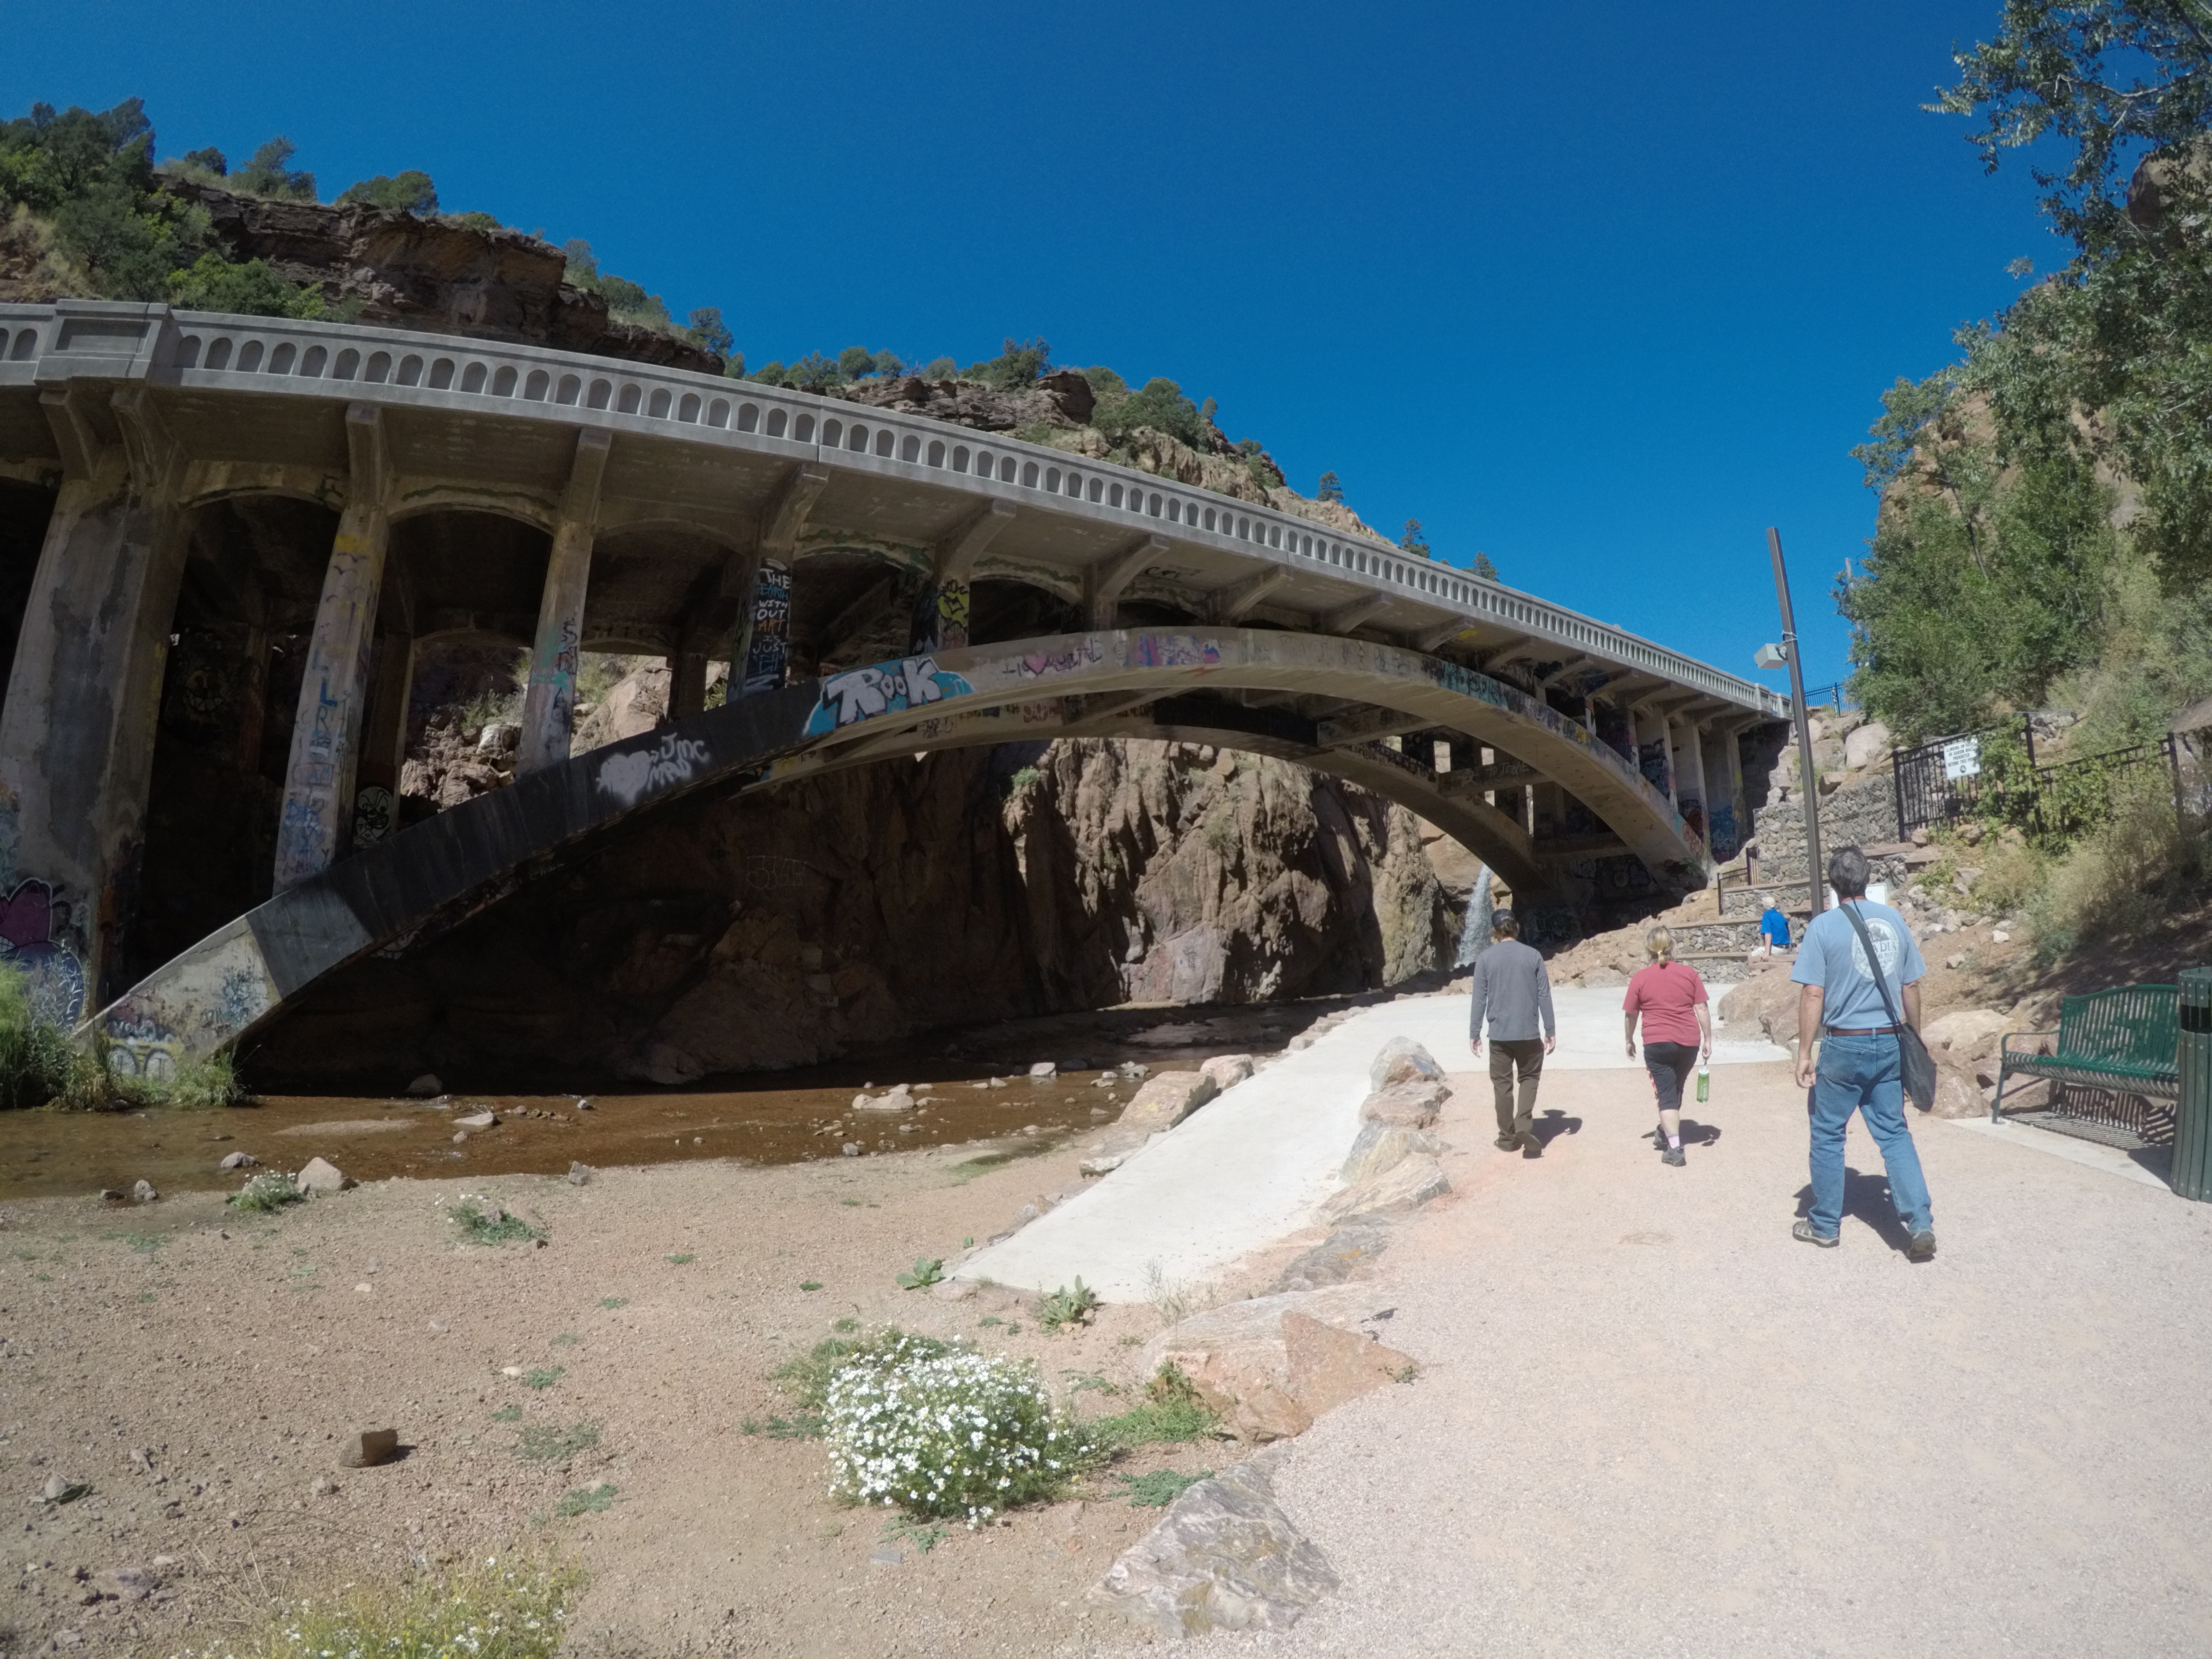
[806,656,972,736]
[596,733,712,809]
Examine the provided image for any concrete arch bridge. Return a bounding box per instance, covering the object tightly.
[0,301,1783,1067]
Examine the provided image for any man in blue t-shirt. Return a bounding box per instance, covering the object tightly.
[1757,905,1791,957]
[1789,845,1936,1260]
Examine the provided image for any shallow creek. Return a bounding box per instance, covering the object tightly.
[0,1003,1321,1202]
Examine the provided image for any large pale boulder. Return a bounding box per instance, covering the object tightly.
[1843,720,1893,771]
[1088,1450,1339,1637]
[1360,1079,1448,1130]
[1927,1061,1989,1119]
[1922,1008,2012,1058]
[1201,1054,1255,1092]
[295,1157,353,1194]
[1319,1154,1449,1223]
[1369,1036,1443,1091]
[1147,1290,1411,1442]
[1339,1122,1440,1183]
[1119,1071,1219,1134]
[1721,969,1802,1048]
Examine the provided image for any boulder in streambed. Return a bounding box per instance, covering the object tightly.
[296,1157,354,1194]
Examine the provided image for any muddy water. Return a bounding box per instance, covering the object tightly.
[0,1000,1327,1202]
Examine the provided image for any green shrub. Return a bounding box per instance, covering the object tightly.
[1038,1278,1100,1332]
[1090,1363,1217,1448]
[0,966,72,1110]
[773,1327,958,1416]
[337,170,438,213]
[452,1200,544,1245]
[1095,376,1203,447]
[968,336,1051,390]
[823,1337,1097,1522]
[229,136,315,201]
[228,1170,304,1213]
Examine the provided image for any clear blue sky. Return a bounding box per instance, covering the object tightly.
[7,0,2053,696]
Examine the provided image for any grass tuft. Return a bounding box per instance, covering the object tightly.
[170,1556,577,1658]
[452,1201,544,1245]
[556,1483,617,1517]
[516,1421,600,1462]
[1089,1364,1217,1449]
[1115,1468,1211,1506]
[228,1170,304,1213]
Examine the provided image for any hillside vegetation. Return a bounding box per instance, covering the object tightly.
[2,96,1458,564]
[1844,0,2211,962]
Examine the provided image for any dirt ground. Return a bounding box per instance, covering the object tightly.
[0,1130,1248,1657]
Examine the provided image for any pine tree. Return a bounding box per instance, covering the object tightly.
[1316,471,1344,503]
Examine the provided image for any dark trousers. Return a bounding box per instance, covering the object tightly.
[1489,1038,1546,1141]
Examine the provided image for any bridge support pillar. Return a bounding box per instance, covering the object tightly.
[1703,723,1746,860]
[0,393,187,1015]
[1672,716,1708,846]
[1634,706,1675,806]
[273,406,390,892]
[735,558,789,699]
[351,631,414,849]
[670,640,709,720]
[519,431,609,775]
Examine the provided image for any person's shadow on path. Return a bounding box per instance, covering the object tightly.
[1530,1108,1583,1154]
[1792,1169,1913,1253]
[1671,1117,1722,1147]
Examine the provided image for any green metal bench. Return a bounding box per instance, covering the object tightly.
[1993,983,2181,1121]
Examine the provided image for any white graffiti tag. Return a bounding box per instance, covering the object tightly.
[821,657,948,728]
[594,733,711,808]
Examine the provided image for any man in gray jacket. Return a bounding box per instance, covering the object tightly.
[1468,908,1558,1155]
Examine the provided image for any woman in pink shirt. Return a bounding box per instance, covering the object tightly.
[1622,926,1712,1168]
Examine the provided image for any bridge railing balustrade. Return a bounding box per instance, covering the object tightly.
[0,301,1785,721]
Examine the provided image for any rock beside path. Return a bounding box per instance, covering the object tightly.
[1146,1290,1414,1442]
[1321,1154,1449,1223]
[1201,1054,1255,1092]
[1118,1071,1219,1134]
[1340,1122,1441,1183]
[1274,1222,1395,1293]
[1369,1036,1444,1091]
[1361,1079,1448,1130]
[1088,1449,1340,1637]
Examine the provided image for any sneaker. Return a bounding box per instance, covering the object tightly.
[1495,1135,1518,1151]
[1661,1145,1686,1167]
[1648,1125,1667,1150]
[1907,1230,1938,1262]
[1792,1219,1839,1249]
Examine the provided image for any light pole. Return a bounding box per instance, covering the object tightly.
[1760,527,1824,920]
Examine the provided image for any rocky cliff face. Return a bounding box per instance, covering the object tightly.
[252,734,1453,1089]
[163,180,723,374]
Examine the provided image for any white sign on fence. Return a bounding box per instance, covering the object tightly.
[1941,737,1981,781]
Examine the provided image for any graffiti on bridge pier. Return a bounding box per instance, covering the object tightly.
[0,875,87,1027]
[806,655,972,736]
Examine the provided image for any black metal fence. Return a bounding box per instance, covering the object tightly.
[1892,716,2181,840]
[1891,717,2036,839]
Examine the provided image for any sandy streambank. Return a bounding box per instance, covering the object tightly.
[0,1135,1217,1657]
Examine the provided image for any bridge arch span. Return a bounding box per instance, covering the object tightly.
[89,626,1704,1066]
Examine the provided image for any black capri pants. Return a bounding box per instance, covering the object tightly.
[1643,1040,1699,1114]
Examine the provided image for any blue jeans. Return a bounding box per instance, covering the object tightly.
[1808,1032,1934,1238]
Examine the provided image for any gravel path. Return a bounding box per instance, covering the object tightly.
[1190,1060,2212,1658]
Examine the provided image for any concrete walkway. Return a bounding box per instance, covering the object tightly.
[1182,1058,2212,1658]
[959,988,1786,1300]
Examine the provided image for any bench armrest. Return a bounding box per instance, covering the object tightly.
[2000,1029,2059,1060]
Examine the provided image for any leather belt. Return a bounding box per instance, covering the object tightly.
[1826,1025,1901,1036]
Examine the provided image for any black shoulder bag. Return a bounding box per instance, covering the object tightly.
[1835,901,1936,1110]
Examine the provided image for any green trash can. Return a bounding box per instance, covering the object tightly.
[2177,968,2212,1202]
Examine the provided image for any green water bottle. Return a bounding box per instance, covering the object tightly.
[1695,1063,1710,1103]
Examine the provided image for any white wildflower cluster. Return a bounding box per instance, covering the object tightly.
[823,1336,1086,1524]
